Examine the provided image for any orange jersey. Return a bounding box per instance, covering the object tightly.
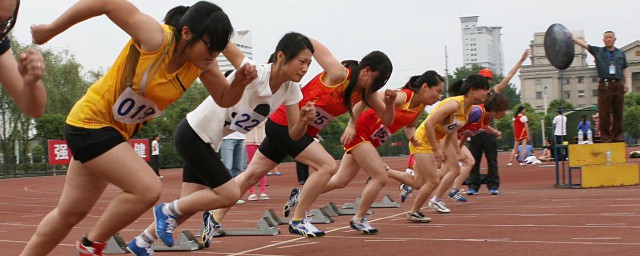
[269,68,360,136]
[513,114,528,141]
[345,89,425,150]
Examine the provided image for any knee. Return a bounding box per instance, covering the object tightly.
[218,185,241,208]
[134,179,162,208]
[318,161,338,176]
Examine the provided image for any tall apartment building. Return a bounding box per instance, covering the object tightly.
[217,30,252,73]
[460,16,504,74]
[520,30,640,111]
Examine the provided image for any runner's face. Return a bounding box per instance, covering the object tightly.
[279,49,312,83]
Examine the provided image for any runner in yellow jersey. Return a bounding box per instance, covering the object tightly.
[22,1,257,255]
[387,74,489,222]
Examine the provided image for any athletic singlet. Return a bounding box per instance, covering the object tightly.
[66,25,201,140]
[414,96,470,145]
[457,104,492,139]
[514,114,528,140]
[354,89,425,148]
[269,68,360,137]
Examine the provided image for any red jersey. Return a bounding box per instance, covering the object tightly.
[457,104,492,139]
[345,89,424,150]
[269,68,359,137]
[513,114,528,141]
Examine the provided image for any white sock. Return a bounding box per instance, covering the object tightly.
[136,230,155,247]
[162,200,182,217]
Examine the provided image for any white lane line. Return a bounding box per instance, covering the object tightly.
[572,237,621,240]
[276,241,319,249]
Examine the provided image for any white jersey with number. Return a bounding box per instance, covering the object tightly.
[187,57,303,151]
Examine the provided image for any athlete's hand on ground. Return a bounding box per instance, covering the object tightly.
[300,102,315,122]
[18,48,46,85]
[384,89,397,106]
[233,63,257,88]
[340,125,356,145]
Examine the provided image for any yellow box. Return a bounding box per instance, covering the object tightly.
[581,163,640,188]
[568,142,626,166]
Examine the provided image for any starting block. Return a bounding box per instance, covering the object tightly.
[104,233,128,254]
[342,195,400,209]
[321,202,373,216]
[105,230,202,254]
[152,230,202,252]
[263,208,333,225]
[557,142,639,188]
[211,216,279,237]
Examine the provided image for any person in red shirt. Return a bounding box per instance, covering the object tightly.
[508,106,530,165]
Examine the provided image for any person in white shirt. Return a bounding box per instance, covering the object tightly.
[553,110,568,160]
[151,135,161,178]
[127,32,316,252]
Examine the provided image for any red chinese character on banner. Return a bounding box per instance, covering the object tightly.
[129,139,150,162]
[47,140,71,165]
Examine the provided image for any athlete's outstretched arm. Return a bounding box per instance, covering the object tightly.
[31,0,164,53]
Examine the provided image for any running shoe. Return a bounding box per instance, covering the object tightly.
[127,238,154,256]
[283,188,300,217]
[153,204,177,247]
[349,217,378,234]
[399,183,413,203]
[428,199,451,213]
[75,236,106,256]
[288,218,325,238]
[448,189,468,202]
[407,211,431,223]
[489,189,500,195]
[467,188,479,195]
[201,210,221,248]
[247,194,258,201]
[259,193,270,200]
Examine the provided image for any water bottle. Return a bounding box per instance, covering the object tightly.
[587,130,593,142]
[577,130,584,144]
[605,149,612,165]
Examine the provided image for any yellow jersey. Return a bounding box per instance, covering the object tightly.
[410,96,470,154]
[66,24,201,140]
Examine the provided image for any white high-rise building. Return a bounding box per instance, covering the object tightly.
[217,30,252,74]
[460,16,504,74]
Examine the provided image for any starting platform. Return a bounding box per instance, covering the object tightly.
[556,142,639,188]
[342,195,400,209]
[105,230,202,254]
[263,208,333,225]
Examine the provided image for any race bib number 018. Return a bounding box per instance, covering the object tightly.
[308,107,335,129]
[113,87,162,124]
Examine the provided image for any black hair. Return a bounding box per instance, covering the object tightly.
[268,32,314,64]
[402,70,444,92]
[557,110,563,114]
[223,70,233,77]
[164,1,233,54]
[342,51,393,117]
[448,74,490,96]
[484,93,510,113]
[516,105,526,114]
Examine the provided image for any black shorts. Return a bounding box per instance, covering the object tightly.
[64,124,126,163]
[176,118,232,188]
[259,119,315,163]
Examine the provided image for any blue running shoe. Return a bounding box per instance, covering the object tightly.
[288,218,325,238]
[349,217,378,234]
[448,189,468,202]
[400,183,413,203]
[127,238,154,256]
[489,189,500,195]
[283,188,300,218]
[467,189,479,195]
[201,210,221,248]
[153,204,177,247]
